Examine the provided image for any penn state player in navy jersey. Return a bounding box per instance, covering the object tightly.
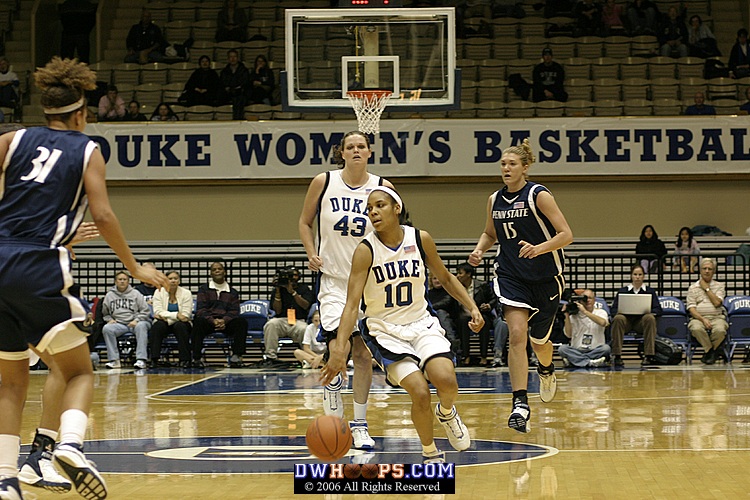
[300,131,395,450]
[469,139,573,434]
[321,187,484,464]
[0,58,168,500]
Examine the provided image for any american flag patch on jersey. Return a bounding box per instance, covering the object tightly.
[404,245,416,253]
[513,201,524,209]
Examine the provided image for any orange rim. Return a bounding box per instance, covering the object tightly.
[346,90,392,99]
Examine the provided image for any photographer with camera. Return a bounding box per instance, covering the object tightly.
[558,289,611,368]
[261,266,315,366]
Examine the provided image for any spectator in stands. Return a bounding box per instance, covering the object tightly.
[134,261,158,304]
[248,55,275,105]
[179,55,222,107]
[97,84,125,122]
[674,226,700,272]
[686,15,720,58]
[658,6,688,58]
[261,266,315,366]
[150,270,193,368]
[150,102,179,121]
[191,261,248,368]
[559,289,611,368]
[740,87,750,113]
[728,28,750,78]
[684,91,716,116]
[490,308,510,368]
[601,0,626,35]
[573,0,602,37]
[428,272,459,358]
[533,48,568,102]
[686,258,727,365]
[610,264,662,367]
[220,49,250,120]
[122,100,148,121]
[0,57,20,110]
[125,8,166,64]
[215,0,248,43]
[635,224,667,274]
[59,0,97,63]
[626,0,658,35]
[455,263,495,366]
[101,271,152,370]
[294,310,326,369]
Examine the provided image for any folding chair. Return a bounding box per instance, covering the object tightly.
[724,296,750,361]
[657,296,691,363]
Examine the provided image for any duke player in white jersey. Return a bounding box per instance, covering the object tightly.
[299,131,395,450]
[469,139,573,434]
[0,58,168,500]
[321,187,484,464]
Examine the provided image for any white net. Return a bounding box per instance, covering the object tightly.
[347,91,392,134]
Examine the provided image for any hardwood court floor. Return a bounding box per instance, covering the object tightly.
[18,362,750,500]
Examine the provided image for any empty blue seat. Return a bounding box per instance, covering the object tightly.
[724,296,750,361]
[657,296,691,363]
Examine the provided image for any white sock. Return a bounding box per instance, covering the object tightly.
[37,428,58,441]
[0,435,20,478]
[353,401,368,421]
[59,409,87,446]
[422,442,438,455]
[436,403,454,417]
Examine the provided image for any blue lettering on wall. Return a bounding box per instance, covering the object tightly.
[147,135,180,166]
[185,135,211,166]
[604,130,631,162]
[538,130,561,163]
[428,131,450,163]
[474,131,501,163]
[310,133,343,165]
[509,131,530,146]
[89,135,111,163]
[666,129,693,160]
[566,130,600,162]
[114,135,141,167]
[730,128,750,160]
[379,132,408,164]
[234,133,272,165]
[276,133,305,165]
[697,129,726,161]
[634,129,661,161]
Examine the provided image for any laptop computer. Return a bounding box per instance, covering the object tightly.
[618,294,652,315]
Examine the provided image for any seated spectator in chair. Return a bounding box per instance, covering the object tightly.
[659,7,689,58]
[686,258,727,365]
[122,100,148,121]
[635,224,667,274]
[220,49,250,120]
[125,8,166,63]
[215,0,248,43]
[674,226,700,272]
[191,261,248,367]
[610,264,663,367]
[533,48,568,102]
[686,15,720,58]
[455,263,495,366]
[428,272,459,358]
[574,0,602,36]
[559,290,611,368]
[601,0,626,35]
[262,266,315,366]
[150,102,179,121]
[294,310,326,369]
[729,28,750,79]
[684,91,716,116]
[626,0,658,35]
[0,56,20,110]
[134,261,158,304]
[248,55,275,105]
[151,270,193,368]
[179,55,223,107]
[102,271,153,369]
[97,84,125,122]
[740,86,750,113]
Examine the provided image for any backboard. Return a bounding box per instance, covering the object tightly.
[282,8,458,112]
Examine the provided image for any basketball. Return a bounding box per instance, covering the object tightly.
[343,463,361,479]
[360,463,379,479]
[305,415,352,461]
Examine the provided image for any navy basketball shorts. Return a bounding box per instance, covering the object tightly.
[0,243,89,359]
[494,274,564,345]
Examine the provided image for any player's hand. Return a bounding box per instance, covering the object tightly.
[320,341,347,386]
[132,264,169,290]
[468,309,485,333]
[69,222,100,246]
[307,255,324,272]
[468,250,483,266]
[518,240,541,259]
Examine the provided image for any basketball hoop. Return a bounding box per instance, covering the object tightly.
[346,90,392,134]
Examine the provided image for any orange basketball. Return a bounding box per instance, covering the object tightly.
[343,463,361,479]
[305,415,352,461]
[360,463,379,479]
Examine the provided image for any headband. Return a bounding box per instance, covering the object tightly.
[369,186,403,209]
[43,97,85,115]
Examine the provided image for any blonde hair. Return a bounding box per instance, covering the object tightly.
[34,57,96,119]
[502,138,536,167]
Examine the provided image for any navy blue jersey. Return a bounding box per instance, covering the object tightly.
[491,181,564,282]
[0,127,95,246]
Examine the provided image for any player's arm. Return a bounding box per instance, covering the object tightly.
[422,231,484,333]
[299,172,326,271]
[468,194,498,266]
[319,242,372,386]
[84,148,169,289]
[518,190,573,259]
[0,130,16,175]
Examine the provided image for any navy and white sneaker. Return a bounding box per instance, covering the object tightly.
[508,399,532,434]
[18,448,72,493]
[323,374,344,418]
[434,404,470,451]
[422,451,446,464]
[0,477,23,500]
[349,421,375,450]
[52,443,108,500]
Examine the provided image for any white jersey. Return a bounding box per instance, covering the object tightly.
[317,170,384,280]
[361,226,431,326]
